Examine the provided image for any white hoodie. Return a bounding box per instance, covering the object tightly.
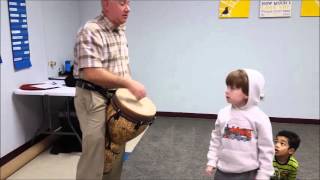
[207,69,274,179]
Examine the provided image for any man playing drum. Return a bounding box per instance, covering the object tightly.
[73,0,146,179]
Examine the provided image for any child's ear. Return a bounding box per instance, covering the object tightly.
[288,148,296,155]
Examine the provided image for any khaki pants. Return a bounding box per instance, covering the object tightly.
[74,87,124,180]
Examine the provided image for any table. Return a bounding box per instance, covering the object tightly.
[14,80,146,153]
[14,80,81,144]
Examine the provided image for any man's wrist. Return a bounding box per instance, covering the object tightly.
[119,77,130,89]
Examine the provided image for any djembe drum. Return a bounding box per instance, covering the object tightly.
[104,88,156,172]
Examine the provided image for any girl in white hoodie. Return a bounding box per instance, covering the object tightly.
[205,69,274,180]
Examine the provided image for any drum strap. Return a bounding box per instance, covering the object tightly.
[76,79,117,150]
[76,79,115,103]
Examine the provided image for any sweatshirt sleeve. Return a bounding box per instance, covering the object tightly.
[256,116,275,179]
[207,118,222,167]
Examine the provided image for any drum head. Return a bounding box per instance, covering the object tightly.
[113,88,156,119]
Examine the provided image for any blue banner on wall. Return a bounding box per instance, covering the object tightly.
[8,0,32,70]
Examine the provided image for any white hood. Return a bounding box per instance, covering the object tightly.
[242,69,265,109]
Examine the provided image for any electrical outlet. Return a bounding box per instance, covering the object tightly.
[48,60,56,68]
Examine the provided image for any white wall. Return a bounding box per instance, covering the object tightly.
[0,1,80,157]
[79,1,100,27]
[128,1,319,119]
[43,1,80,77]
[79,0,319,119]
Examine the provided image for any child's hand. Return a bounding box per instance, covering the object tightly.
[205,165,216,176]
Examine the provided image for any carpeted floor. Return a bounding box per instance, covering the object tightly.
[121,117,320,180]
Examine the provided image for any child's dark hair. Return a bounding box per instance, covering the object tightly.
[276,130,301,150]
[226,69,249,96]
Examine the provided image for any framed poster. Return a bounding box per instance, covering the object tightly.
[8,0,32,70]
[301,0,320,17]
[219,0,251,18]
[260,0,292,18]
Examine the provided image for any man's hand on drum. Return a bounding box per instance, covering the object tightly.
[126,79,146,100]
[205,165,216,176]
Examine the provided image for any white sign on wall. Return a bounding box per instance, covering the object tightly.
[260,0,292,17]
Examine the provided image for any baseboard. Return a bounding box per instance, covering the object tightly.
[269,117,320,124]
[157,112,217,119]
[0,134,48,167]
[156,111,320,124]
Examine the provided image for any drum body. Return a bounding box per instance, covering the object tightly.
[104,88,156,172]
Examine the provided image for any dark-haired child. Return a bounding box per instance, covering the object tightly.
[272,130,301,180]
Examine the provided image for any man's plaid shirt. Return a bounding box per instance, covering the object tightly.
[73,14,130,78]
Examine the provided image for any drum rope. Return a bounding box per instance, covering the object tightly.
[105,107,154,150]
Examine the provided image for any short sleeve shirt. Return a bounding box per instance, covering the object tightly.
[73,14,130,78]
[272,156,299,180]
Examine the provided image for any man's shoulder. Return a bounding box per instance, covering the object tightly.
[83,21,102,31]
[81,15,105,32]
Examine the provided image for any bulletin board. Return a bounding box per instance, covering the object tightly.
[8,0,31,70]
